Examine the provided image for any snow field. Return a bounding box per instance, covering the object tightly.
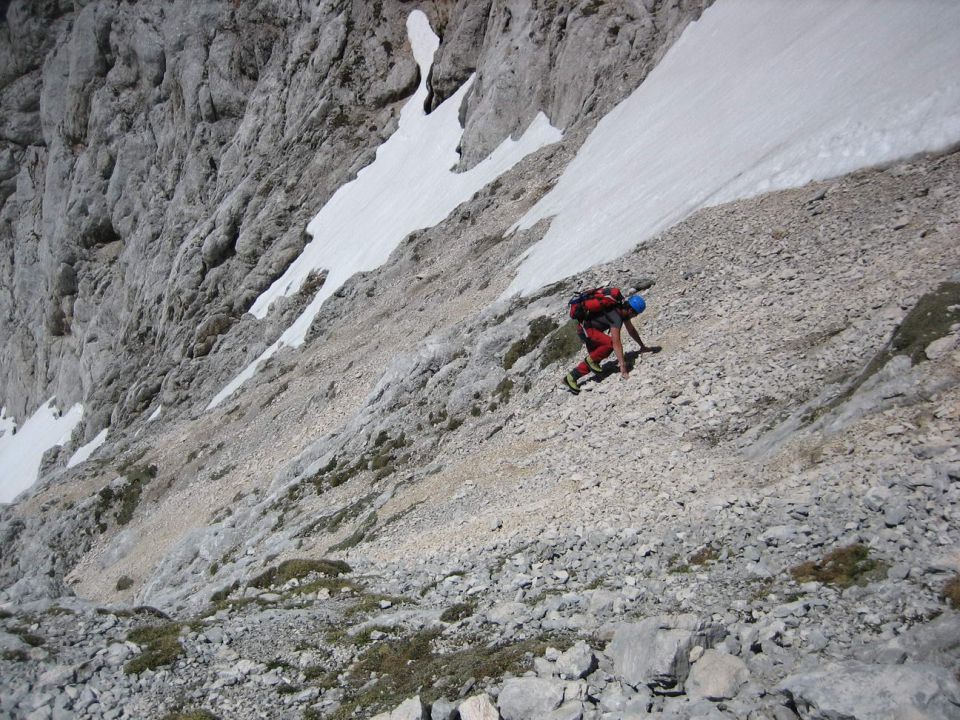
[505,0,960,296]
[0,400,84,504]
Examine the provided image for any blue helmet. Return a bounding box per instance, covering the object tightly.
[627,294,646,314]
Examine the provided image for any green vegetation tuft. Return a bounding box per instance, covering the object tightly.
[160,711,220,720]
[124,622,185,674]
[504,316,559,370]
[327,631,557,719]
[689,544,719,566]
[494,377,514,405]
[116,575,134,591]
[540,321,583,368]
[248,558,352,589]
[790,543,887,588]
[95,464,157,530]
[14,630,45,647]
[439,602,475,622]
[345,593,410,618]
[942,575,960,610]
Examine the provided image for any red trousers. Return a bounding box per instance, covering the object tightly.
[574,327,613,375]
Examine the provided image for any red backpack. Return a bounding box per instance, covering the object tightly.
[568,287,625,322]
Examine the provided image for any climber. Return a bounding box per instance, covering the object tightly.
[563,290,659,394]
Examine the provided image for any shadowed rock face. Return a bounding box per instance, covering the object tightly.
[0,0,708,440]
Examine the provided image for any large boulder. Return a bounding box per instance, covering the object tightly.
[607,614,725,694]
[556,641,597,680]
[458,694,499,720]
[686,649,749,701]
[497,677,564,720]
[779,661,960,720]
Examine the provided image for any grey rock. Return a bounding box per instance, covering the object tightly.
[498,678,564,720]
[457,694,499,720]
[430,697,461,720]
[386,696,427,720]
[486,602,529,626]
[780,661,960,720]
[686,649,749,701]
[544,701,584,720]
[556,641,597,680]
[607,615,724,693]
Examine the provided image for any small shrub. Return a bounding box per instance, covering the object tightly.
[446,417,463,432]
[116,575,134,591]
[942,576,960,609]
[15,631,45,647]
[329,632,556,719]
[160,711,220,720]
[124,623,185,674]
[503,316,559,370]
[495,377,514,405]
[248,558,352,589]
[790,543,887,588]
[689,544,719,566]
[540,322,582,368]
[439,603,475,622]
[3,649,29,662]
[330,513,377,552]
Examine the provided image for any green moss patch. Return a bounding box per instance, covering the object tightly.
[790,543,887,588]
[329,511,378,552]
[539,322,583,368]
[124,623,185,674]
[13,630,45,647]
[328,632,557,719]
[95,464,157,530]
[439,602,475,622]
[248,558,352,589]
[504,317,559,370]
[160,711,220,720]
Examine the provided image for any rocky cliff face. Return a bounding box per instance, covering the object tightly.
[0,0,707,441]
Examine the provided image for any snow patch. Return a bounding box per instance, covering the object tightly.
[209,10,561,410]
[0,399,84,504]
[67,428,109,469]
[506,0,960,296]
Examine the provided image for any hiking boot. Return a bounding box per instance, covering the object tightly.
[585,356,603,373]
[563,373,580,394]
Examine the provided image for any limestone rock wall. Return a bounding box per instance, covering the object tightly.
[0,0,420,435]
[0,0,707,444]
